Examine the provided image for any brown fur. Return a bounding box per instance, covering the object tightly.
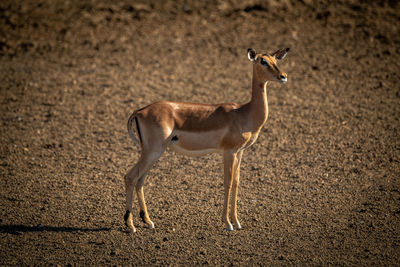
[124,48,289,232]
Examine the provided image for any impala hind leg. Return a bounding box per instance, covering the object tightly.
[124,177,135,232]
[230,150,243,229]
[136,175,154,228]
[124,150,163,233]
[124,159,147,233]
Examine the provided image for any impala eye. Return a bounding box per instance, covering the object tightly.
[260,58,270,67]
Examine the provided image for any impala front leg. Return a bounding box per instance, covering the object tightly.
[222,150,237,231]
[230,150,243,229]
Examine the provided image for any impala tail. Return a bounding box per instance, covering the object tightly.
[127,113,142,146]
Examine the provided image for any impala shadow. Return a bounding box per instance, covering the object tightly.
[0,224,111,235]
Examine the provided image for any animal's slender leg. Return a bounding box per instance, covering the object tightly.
[230,150,243,229]
[125,117,173,233]
[124,172,136,232]
[136,174,154,228]
[222,150,237,231]
[124,149,164,233]
[124,159,144,233]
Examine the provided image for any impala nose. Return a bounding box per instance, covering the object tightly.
[279,74,287,83]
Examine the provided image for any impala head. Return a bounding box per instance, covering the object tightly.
[247,48,290,84]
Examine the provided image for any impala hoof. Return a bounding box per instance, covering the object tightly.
[124,210,136,233]
[226,224,234,231]
[140,210,154,229]
[147,221,155,229]
[235,222,242,229]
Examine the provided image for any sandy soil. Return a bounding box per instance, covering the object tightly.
[1,0,399,265]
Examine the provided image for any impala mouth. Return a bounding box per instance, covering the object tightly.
[279,77,287,83]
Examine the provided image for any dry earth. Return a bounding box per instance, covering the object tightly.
[1,0,400,265]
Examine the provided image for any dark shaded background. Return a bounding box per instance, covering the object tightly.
[1,0,399,265]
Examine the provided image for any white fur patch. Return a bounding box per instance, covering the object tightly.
[169,145,220,157]
[168,129,226,156]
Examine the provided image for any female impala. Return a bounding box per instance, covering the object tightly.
[124,47,290,232]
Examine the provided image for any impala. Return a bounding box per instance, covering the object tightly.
[124,47,290,232]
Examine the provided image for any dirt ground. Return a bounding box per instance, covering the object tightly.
[1,0,399,265]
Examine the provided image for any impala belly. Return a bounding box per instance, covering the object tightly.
[168,128,227,156]
[169,145,221,157]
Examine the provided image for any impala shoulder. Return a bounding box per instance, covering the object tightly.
[219,102,241,112]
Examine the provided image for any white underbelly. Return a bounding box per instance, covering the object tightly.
[168,129,226,157]
[169,144,221,157]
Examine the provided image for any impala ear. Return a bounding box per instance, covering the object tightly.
[272,48,290,60]
[247,48,257,62]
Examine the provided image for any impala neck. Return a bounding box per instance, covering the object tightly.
[249,67,268,128]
